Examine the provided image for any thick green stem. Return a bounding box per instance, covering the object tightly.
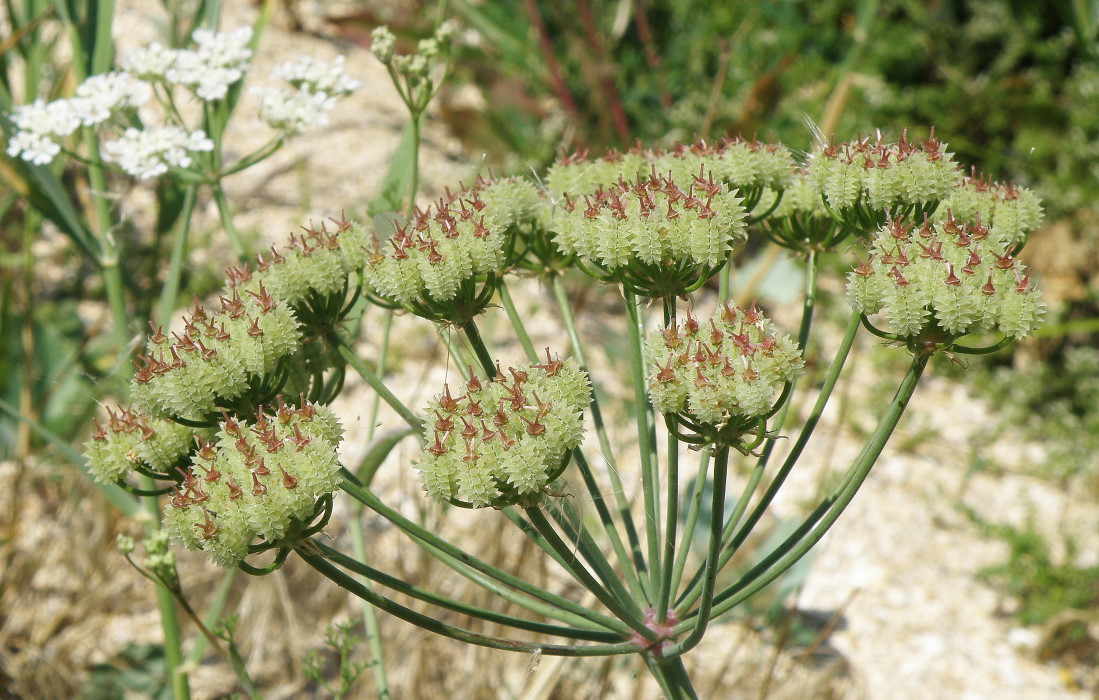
[655,429,679,620]
[337,344,422,433]
[543,498,646,619]
[497,279,538,362]
[339,476,630,634]
[81,127,130,348]
[571,450,649,603]
[667,448,711,602]
[405,114,421,220]
[663,446,728,657]
[460,318,497,377]
[624,292,661,597]
[645,655,699,700]
[416,517,615,632]
[315,540,619,642]
[523,507,653,639]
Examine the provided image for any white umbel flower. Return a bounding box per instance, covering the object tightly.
[72,72,151,125]
[165,27,253,101]
[274,55,361,97]
[254,87,335,134]
[123,42,178,81]
[6,99,83,164]
[102,126,213,179]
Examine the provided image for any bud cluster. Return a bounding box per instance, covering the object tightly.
[163,399,343,567]
[129,289,301,420]
[417,351,591,508]
[808,130,959,215]
[370,21,456,112]
[363,189,505,307]
[646,304,804,427]
[937,171,1043,248]
[84,405,206,482]
[549,166,747,271]
[226,216,369,310]
[846,216,1045,339]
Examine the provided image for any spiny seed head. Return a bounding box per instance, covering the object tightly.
[416,352,591,507]
[363,191,506,306]
[937,171,1043,248]
[162,399,342,567]
[548,167,748,270]
[230,217,370,308]
[645,305,803,427]
[846,216,1045,339]
[807,129,959,213]
[84,405,207,483]
[129,295,301,420]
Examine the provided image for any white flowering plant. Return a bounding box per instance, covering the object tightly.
[9,7,1051,699]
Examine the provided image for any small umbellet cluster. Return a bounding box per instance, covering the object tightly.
[226,216,370,310]
[937,171,1044,248]
[162,399,343,566]
[544,137,794,204]
[645,303,804,428]
[416,350,591,508]
[362,175,541,318]
[549,166,747,272]
[846,215,1045,339]
[363,189,502,307]
[129,292,300,421]
[85,405,207,483]
[808,130,959,225]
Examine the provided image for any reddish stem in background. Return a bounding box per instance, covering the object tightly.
[521,0,579,124]
[575,0,631,144]
[634,0,672,110]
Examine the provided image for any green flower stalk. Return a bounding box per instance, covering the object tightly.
[163,399,343,567]
[85,405,206,482]
[808,129,960,229]
[937,171,1044,248]
[416,350,591,508]
[846,215,1046,342]
[547,166,747,296]
[646,303,803,436]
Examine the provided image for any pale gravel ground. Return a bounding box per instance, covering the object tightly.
[15,2,1095,697]
[788,372,1094,699]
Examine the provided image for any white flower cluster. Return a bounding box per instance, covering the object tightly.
[274,55,360,97]
[256,56,360,134]
[5,25,357,175]
[102,126,214,180]
[6,72,150,165]
[125,27,254,101]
